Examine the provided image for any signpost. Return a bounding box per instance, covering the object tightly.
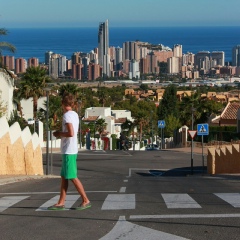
[188,130,197,174]
[158,120,165,149]
[197,123,209,173]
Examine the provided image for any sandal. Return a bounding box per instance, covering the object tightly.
[47,205,65,210]
[75,202,91,210]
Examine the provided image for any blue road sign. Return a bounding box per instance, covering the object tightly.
[197,123,209,135]
[158,120,165,128]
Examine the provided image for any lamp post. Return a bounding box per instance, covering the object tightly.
[151,111,154,149]
[77,99,82,149]
[44,87,51,175]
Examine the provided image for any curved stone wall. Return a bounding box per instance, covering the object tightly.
[0,116,43,175]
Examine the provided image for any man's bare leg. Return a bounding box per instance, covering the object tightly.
[71,178,90,205]
[56,177,68,206]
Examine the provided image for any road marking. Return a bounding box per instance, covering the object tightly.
[119,187,126,193]
[36,195,80,211]
[0,191,117,195]
[130,213,240,219]
[127,168,169,177]
[162,194,201,208]
[102,194,135,210]
[0,196,29,212]
[123,180,128,182]
[100,216,189,240]
[215,193,240,207]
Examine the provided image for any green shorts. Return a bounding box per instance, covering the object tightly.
[60,154,78,179]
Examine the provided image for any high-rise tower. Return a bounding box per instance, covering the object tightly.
[98,19,110,77]
[232,45,240,67]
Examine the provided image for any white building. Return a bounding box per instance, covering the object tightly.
[0,69,15,119]
[83,107,134,138]
[129,60,140,79]
[168,57,180,74]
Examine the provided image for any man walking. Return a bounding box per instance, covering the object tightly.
[48,93,91,210]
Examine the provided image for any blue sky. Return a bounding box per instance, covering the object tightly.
[1,0,240,28]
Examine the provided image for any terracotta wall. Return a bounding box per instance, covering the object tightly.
[207,144,240,174]
[0,116,43,175]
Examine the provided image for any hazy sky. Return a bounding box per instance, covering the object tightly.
[1,0,240,28]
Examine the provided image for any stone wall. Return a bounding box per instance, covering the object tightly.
[0,116,43,175]
[207,144,240,174]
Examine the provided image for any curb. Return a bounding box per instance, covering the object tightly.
[0,175,60,186]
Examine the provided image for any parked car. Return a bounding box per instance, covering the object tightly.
[145,144,160,150]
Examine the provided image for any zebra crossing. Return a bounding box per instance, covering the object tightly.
[1,193,240,213]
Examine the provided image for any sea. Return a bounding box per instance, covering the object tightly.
[3,26,240,63]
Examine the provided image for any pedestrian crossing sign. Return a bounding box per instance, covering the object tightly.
[158,120,165,128]
[197,123,209,135]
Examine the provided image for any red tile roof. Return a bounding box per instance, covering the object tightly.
[82,116,99,122]
[115,117,127,123]
[221,102,240,120]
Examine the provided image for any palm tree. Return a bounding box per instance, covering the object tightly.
[134,111,149,141]
[40,95,63,130]
[58,83,80,98]
[20,66,51,118]
[0,28,16,68]
[179,91,201,126]
[13,88,24,117]
[95,118,107,137]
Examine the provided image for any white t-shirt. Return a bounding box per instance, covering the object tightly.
[61,110,79,154]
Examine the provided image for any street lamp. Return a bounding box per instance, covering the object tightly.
[77,99,82,149]
[44,87,51,175]
[151,111,154,149]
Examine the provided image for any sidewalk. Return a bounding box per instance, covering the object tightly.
[165,146,208,155]
[0,175,60,186]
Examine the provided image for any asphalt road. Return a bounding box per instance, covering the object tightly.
[0,150,240,240]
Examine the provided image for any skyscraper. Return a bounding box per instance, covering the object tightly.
[211,51,225,66]
[98,19,110,77]
[232,45,240,67]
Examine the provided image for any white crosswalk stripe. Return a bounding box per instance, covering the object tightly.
[1,193,240,213]
[214,193,240,208]
[161,194,202,208]
[0,196,29,212]
[36,195,80,211]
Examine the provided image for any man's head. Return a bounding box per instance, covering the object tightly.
[62,92,75,108]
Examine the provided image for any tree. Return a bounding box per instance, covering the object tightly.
[178,91,201,126]
[164,114,181,137]
[58,83,80,98]
[42,95,62,130]
[94,118,107,137]
[0,92,7,117]
[0,28,16,68]
[139,84,148,91]
[13,88,24,117]
[158,84,179,120]
[20,66,51,118]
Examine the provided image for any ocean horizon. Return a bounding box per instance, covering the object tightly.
[3,26,240,63]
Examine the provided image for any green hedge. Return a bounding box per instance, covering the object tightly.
[194,126,240,143]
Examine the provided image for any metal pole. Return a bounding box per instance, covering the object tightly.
[152,119,153,149]
[79,115,82,149]
[202,135,204,174]
[161,128,163,149]
[46,90,50,175]
[78,99,82,149]
[191,108,194,175]
[51,130,53,175]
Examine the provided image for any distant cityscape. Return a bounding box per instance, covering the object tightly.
[1,20,240,82]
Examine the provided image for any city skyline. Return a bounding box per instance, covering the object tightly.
[1,0,240,28]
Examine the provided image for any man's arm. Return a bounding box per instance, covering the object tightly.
[53,123,74,138]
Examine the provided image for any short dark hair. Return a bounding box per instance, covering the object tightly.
[62,92,75,107]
